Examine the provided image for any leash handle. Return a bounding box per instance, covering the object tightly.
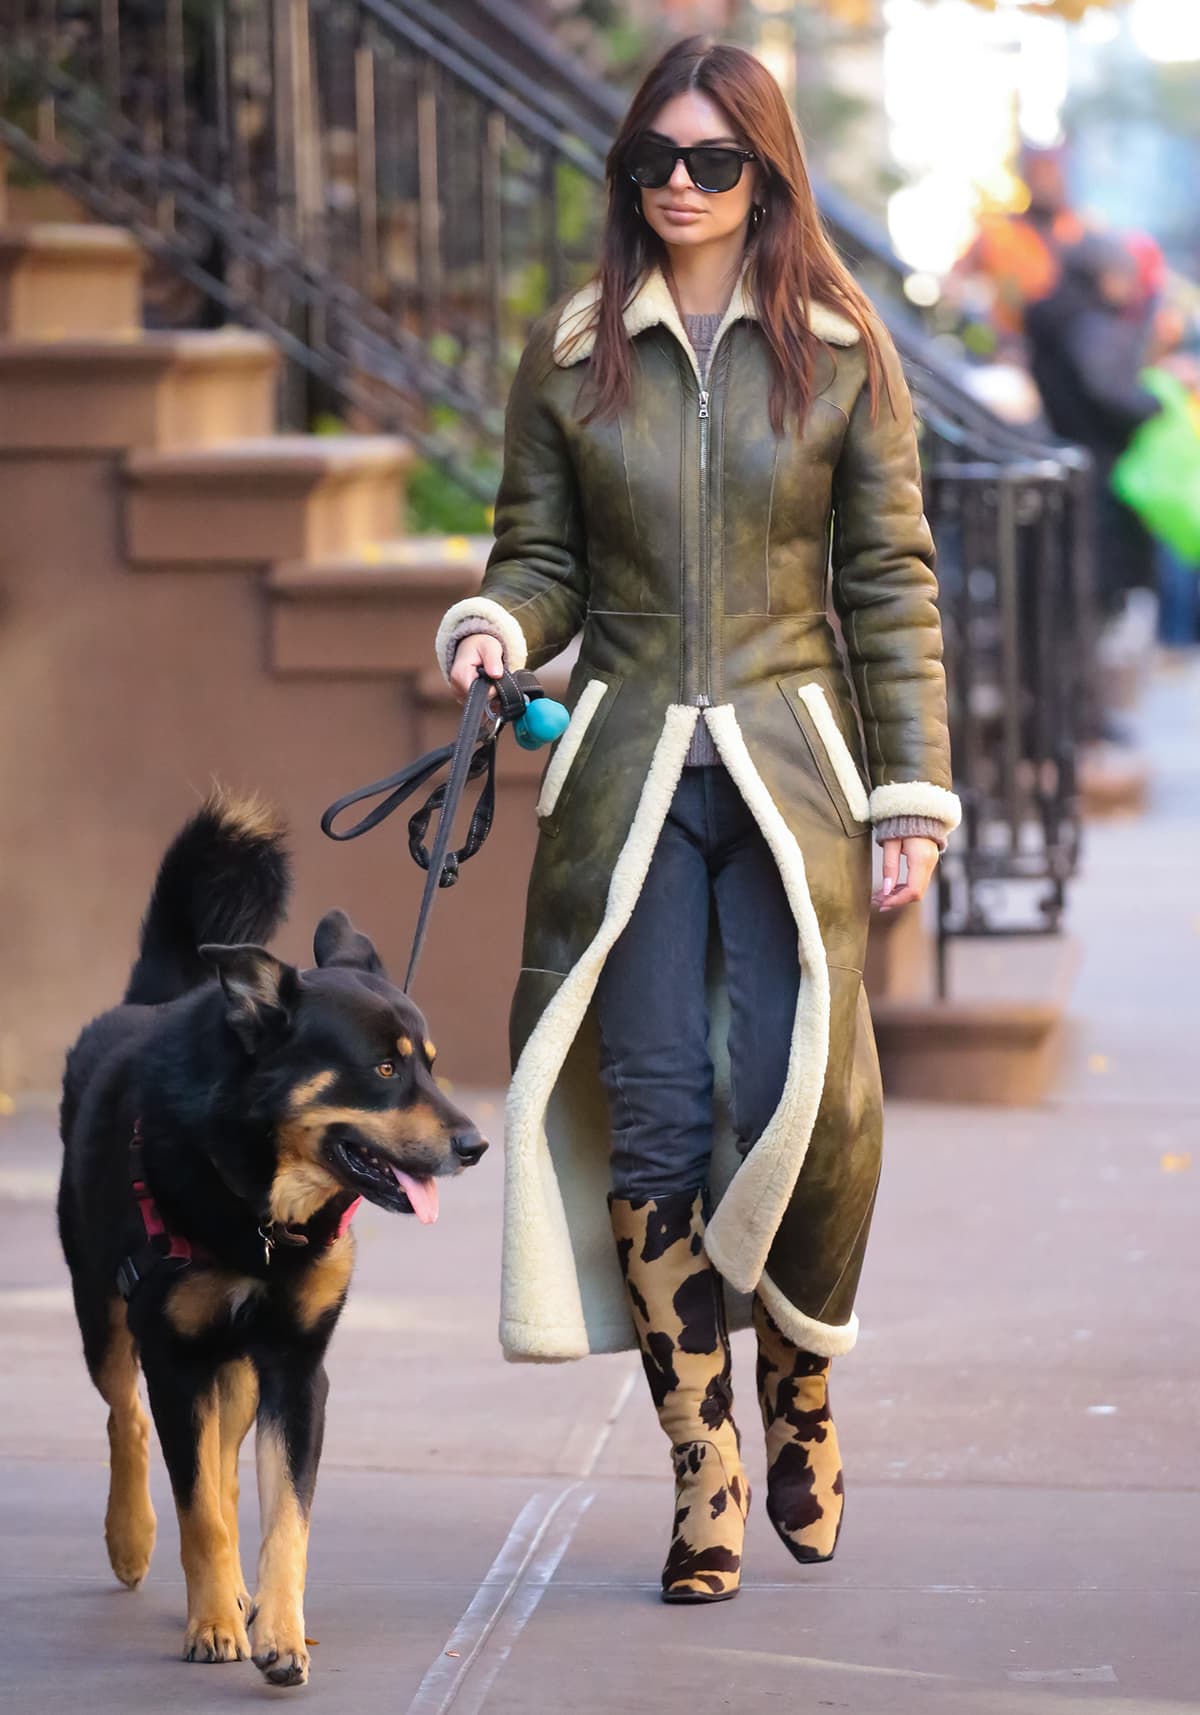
[403,672,499,992]
[319,668,549,995]
[319,668,530,845]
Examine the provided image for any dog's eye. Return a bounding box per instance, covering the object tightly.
[376,1061,396,1079]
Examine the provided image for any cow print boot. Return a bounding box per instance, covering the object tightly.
[753,1294,844,1564]
[609,1190,750,1604]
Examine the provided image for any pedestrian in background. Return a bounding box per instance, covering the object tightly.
[436,36,958,1603]
[1026,232,1163,623]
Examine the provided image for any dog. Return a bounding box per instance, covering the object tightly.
[57,789,486,1687]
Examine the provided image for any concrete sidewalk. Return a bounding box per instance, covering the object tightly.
[2,664,1198,1713]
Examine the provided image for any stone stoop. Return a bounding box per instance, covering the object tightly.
[0,331,280,452]
[1078,742,1152,819]
[125,436,412,565]
[870,997,1064,1105]
[866,908,1079,1104]
[268,538,491,675]
[0,224,142,338]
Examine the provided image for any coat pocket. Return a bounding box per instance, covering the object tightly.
[535,672,620,833]
[778,675,870,837]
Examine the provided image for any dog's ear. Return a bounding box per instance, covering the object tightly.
[313,909,386,976]
[200,943,301,1052]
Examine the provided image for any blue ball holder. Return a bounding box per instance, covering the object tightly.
[513,696,570,750]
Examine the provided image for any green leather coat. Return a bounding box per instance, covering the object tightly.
[436,266,959,1363]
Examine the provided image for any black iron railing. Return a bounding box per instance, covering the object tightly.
[0,0,1092,974]
[0,0,611,488]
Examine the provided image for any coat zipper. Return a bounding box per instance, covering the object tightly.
[696,384,711,708]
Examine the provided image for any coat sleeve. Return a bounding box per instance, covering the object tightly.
[830,328,961,837]
[435,319,589,679]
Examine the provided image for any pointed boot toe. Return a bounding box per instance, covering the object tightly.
[660,1440,750,1603]
[754,1295,844,1566]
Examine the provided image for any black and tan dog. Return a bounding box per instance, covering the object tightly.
[58,790,486,1687]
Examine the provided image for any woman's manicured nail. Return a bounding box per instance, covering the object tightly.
[881,877,894,897]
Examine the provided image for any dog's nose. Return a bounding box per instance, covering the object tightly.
[451,1131,488,1167]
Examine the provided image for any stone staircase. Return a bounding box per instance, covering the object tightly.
[0,195,551,1093]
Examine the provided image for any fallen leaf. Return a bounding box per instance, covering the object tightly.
[305,1636,319,1646]
[1161,1153,1192,1174]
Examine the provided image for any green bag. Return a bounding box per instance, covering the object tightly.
[1111,367,1200,566]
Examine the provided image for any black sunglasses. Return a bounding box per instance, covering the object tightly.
[626,138,757,195]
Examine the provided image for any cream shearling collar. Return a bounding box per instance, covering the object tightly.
[552,266,861,378]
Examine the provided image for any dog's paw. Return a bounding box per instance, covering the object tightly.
[105,1501,156,1589]
[182,1610,250,1664]
[250,1606,310,1686]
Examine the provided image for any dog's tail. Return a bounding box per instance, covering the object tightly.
[123,788,291,1006]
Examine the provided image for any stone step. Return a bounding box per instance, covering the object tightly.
[0,330,280,453]
[0,223,142,338]
[868,914,1079,1104]
[1079,742,1151,818]
[125,435,412,566]
[268,538,490,676]
[872,997,1064,1105]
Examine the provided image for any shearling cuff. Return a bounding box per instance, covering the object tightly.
[874,814,948,851]
[869,781,961,837]
[435,596,529,683]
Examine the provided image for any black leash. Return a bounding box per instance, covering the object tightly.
[321,668,549,992]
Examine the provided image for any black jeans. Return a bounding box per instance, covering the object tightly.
[594,763,801,1200]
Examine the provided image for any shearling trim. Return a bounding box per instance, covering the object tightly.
[795,684,870,823]
[434,597,528,683]
[552,266,860,369]
[499,704,700,1361]
[701,704,832,1297]
[869,781,962,834]
[756,1270,860,1359]
[536,678,609,819]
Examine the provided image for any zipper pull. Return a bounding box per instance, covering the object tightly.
[698,389,709,419]
[694,694,711,708]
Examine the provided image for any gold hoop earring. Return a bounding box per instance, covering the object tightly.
[750,203,766,234]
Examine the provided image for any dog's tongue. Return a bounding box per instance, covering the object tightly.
[391,1167,439,1225]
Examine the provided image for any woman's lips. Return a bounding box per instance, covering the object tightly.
[659,207,703,223]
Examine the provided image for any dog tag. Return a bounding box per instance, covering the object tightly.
[258,1224,276,1268]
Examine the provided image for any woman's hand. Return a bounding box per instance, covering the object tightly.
[873,836,940,911]
[449,633,506,705]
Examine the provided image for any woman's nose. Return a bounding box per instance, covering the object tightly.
[668,158,694,193]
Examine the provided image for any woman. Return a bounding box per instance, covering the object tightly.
[435,37,959,1603]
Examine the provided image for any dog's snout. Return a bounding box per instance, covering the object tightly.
[451,1131,488,1167]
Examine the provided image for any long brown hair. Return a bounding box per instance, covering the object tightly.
[583,36,885,433]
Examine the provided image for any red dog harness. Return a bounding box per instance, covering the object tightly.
[115,1121,361,1301]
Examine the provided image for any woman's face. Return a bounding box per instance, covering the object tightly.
[635,90,759,255]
